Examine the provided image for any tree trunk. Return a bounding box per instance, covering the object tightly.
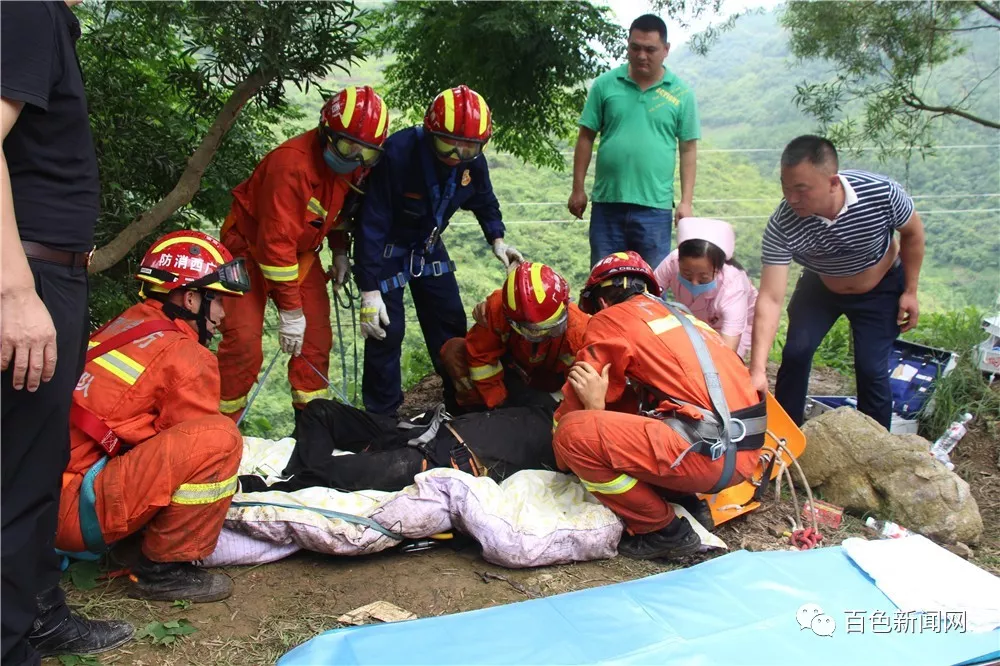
[89,69,273,274]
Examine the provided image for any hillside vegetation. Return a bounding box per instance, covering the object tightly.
[236,10,999,436]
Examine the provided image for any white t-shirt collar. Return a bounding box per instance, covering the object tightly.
[816,174,858,225]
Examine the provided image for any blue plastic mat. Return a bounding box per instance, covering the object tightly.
[279,546,1000,666]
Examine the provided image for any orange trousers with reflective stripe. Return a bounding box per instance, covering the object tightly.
[56,415,242,562]
[553,410,759,534]
[217,230,332,419]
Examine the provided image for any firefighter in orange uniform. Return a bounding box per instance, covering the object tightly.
[440,262,589,410]
[217,86,389,423]
[56,231,251,602]
[552,252,767,560]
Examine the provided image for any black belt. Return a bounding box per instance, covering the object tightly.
[22,241,92,268]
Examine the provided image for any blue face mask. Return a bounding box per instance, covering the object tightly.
[679,275,718,297]
[323,146,358,174]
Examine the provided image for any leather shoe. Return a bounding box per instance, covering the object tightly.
[29,609,133,657]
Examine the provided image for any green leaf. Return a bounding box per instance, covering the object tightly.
[68,561,101,591]
[173,620,198,636]
[171,599,192,610]
[138,618,198,645]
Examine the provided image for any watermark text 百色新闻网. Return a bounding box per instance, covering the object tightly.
[843,609,967,634]
[797,604,969,637]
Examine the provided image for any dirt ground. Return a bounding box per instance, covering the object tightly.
[51,366,998,666]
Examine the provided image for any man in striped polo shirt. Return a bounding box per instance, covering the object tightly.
[749,136,926,430]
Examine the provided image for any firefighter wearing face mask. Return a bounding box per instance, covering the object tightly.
[55,231,251,603]
[440,263,589,410]
[216,86,389,423]
[353,85,523,416]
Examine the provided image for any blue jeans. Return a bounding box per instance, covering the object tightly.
[775,262,904,430]
[589,202,672,268]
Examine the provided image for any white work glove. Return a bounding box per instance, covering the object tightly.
[360,290,390,341]
[331,250,351,289]
[492,239,524,273]
[278,308,307,356]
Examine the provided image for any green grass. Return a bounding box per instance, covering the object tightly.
[904,308,1000,437]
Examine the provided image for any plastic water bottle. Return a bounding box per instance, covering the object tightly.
[929,413,973,468]
[865,517,913,539]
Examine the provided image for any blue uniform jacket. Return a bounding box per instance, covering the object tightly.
[353,126,505,292]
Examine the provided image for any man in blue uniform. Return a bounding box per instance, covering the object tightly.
[354,85,522,416]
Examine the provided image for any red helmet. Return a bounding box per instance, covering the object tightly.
[579,251,661,314]
[137,230,250,296]
[319,86,390,168]
[502,263,570,339]
[424,85,492,162]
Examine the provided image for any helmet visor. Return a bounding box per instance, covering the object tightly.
[216,258,251,293]
[508,315,568,341]
[432,135,483,162]
[332,136,382,168]
[187,257,251,294]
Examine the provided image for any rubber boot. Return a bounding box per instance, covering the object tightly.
[674,495,716,532]
[128,554,233,603]
[655,490,716,532]
[28,586,134,657]
[617,516,702,560]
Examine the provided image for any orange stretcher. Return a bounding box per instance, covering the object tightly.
[697,392,806,528]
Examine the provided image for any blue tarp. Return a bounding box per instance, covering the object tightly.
[279,546,1000,666]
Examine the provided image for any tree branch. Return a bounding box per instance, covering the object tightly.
[973,0,1000,22]
[901,92,1000,129]
[89,69,273,273]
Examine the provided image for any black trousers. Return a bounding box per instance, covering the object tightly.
[776,262,904,430]
[362,249,466,417]
[246,399,558,493]
[1,260,88,666]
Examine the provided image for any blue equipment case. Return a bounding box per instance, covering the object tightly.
[804,338,958,434]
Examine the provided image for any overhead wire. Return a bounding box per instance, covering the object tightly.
[556,143,1000,155]
[449,208,1000,227]
[499,193,1000,205]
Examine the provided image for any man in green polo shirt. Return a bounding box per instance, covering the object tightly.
[568,14,700,268]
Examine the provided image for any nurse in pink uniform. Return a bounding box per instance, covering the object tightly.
[653,218,758,358]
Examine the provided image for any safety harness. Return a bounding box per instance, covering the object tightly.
[377,127,458,293]
[397,404,482,476]
[636,301,768,495]
[68,317,184,553]
[71,319,182,458]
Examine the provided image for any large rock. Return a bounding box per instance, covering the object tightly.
[799,407,983,545]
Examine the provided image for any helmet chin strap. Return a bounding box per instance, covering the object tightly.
[157,290,216,347]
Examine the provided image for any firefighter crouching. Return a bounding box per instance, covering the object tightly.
[552,251,767,560]
[440,262,589,411]
[55,231,251,602]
